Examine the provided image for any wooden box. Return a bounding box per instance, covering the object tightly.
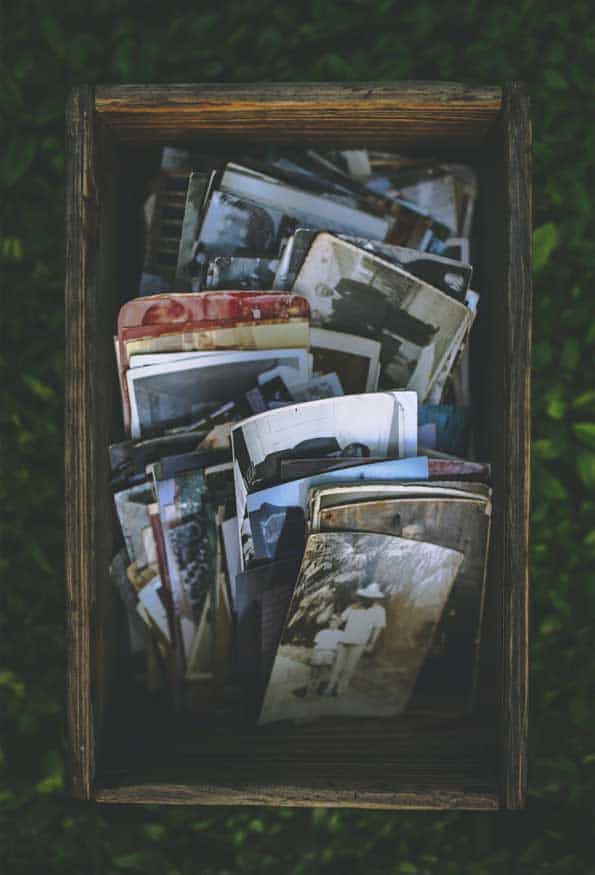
[65,82,531,810]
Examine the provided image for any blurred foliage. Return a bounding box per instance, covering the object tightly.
[1,0,595,872]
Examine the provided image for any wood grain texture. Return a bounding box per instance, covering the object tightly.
[91,118,120,760]
[65,85,97,799]
[65,89,120,799]
[94,82,502,146]
[94,705,498,809]
[95,783,498,810]
[482,82,531,810]
[499,82,531,811]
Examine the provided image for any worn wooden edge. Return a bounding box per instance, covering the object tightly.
[94,782,499,810]
[65,85,98,799]
[498,81,531,810]
[64,79,523,809]
[95,81,503,107]
[92,118,121,767]
[94,81,502,145]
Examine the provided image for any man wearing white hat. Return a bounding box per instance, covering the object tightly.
[325,582,387,696]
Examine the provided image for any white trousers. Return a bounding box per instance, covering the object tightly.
[328,643,365,693]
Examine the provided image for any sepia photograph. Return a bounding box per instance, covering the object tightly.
[338,234,473,300]
[308,480,489,531]
[291,233,471,399]
[259,531,464,724]
[314,493,492,712]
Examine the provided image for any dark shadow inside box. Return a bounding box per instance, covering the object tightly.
[98,140,499,799]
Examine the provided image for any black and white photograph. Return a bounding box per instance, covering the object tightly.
[153,468,211,657]
[291,233,471,399]
[219,163,392,241]
[258,531,464,724]
[398,172,460,234]
[194,190,294,263]
[232,391,418,492]
[167,515,213,627]
[231,391,418,560]
[274,227,473,300]
[174,169,216,288]
[127,348,310,438]
[288,372,344,403]
[443,237,470,264]
[313,490,492,712]
[204,256,279,290]
[113,481,156,569]
[273,228,319,290]
[338,234,473,300]
[310,327,380,394]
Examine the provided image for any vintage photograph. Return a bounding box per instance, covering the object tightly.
[275,228,472,301]
[232,391,418,491]
[273,228,319,290]
[338,234,472,300]
[118,289,311,338]
[398,173,460,234]
[313,492,492,711]
[152,467,213,659]
[114,481,156,569]
[127,348,310,438]
[204,256,279,290]
[288,372,344,403]
[310,328,380,394]
[167,515,213,626]
[259,531,464,724]
[291,233,471,399]
[173,169,216,288]
[194,190,296,263]
[117,290,311,432]
[308,480,488,530]
[219,163,392,241]
[231,391,418,562]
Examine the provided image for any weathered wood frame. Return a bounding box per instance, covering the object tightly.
[65,82,530,810]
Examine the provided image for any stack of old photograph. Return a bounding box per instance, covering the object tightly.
[109,147,491,725]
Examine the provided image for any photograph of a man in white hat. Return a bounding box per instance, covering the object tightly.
[325,582,386,696]
[259,532,464,725]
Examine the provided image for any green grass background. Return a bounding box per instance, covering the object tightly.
[2,1,595,872]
